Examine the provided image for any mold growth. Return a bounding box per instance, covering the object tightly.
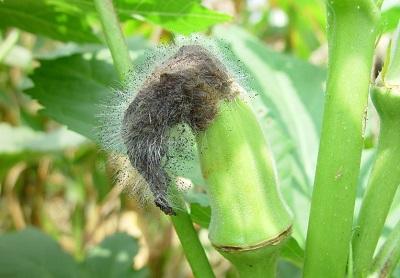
[97,37,253,215]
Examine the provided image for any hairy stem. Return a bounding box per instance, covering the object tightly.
[303,1,379,277]
[93,0,131,80]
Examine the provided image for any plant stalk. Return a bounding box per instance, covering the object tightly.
[93,0,131,80]
[171,209,215,278]
[303,1,379,277]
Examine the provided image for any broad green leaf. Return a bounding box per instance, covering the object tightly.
[0,0,99,43]
[213,25,326,245]
[378,7,400,34]
[24,54,118,141]
[114,0,231,35]
[82,233,147,278]
[0,228,79,278]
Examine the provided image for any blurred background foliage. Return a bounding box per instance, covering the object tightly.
[0,0,399,277]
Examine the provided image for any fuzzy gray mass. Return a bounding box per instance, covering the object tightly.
[122,45,237,215]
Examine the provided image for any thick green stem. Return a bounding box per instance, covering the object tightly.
[303,1,379,277]
[370,220,400,277]
[93,0,131,80]
[352,92,400,277]
[222,245,281,278]
[197,99,292,276]
[171,209,215,278]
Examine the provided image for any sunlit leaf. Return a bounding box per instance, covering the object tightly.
[379,7,400,34]
[0,0,99,42]
[24,54,117,141]
[114,0,231,34]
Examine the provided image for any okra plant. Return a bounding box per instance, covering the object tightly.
[94,0,400,276]
[1,0,399,277]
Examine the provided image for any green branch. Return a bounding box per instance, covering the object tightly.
[93,0,131,80]
[303,1,380,277]
[171,209,215,278]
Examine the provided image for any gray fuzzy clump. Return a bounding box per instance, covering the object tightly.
[121,45,237,215]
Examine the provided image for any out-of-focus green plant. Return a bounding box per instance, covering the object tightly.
[1,0,400,277]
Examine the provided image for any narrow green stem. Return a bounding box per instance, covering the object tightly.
[93,0,131,80]
[370,220,400,277]
[353,115,400,277]
[171,210,215,278]
[304,1,379,277]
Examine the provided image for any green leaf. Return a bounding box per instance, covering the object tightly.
[0,0,230,42]
[114,0,231,35]
[24,54,118,142]
[378,6,400,34]
[0,0,99,43]
[82,233,147,278]
[0,228,79,278]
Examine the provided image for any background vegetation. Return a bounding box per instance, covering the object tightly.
[0,0,399,277]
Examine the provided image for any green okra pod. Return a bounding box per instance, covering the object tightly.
[197,98,292,276]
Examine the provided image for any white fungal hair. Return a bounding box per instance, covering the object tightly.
[96,35,253,215]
